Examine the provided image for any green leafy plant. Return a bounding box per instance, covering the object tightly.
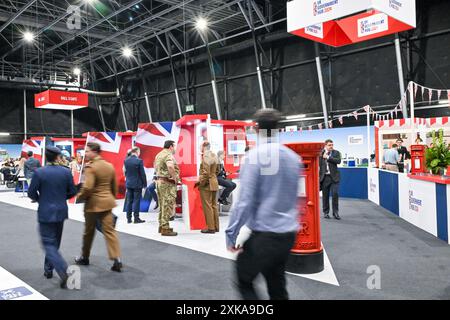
[425,129,450,175]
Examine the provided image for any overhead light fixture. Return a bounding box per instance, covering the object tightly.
[245,120,253,123]
[286,114,306,120]
[195,17,208,31]
[23,31,34,43]
[122,46,133,57]
[0,133,10,136]
[73,67,81,76]
[84,0,95,4]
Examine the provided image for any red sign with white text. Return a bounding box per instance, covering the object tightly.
[35,90,88,110]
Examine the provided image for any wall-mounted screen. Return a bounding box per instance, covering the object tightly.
[228,140,246,155]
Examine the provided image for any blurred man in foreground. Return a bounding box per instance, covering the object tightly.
[28,146,77,288]
[225,109,300,300]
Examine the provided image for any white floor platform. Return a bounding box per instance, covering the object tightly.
[0,266,47,300]
[0,190,339,286]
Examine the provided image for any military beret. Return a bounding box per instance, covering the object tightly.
[45,146,62,155]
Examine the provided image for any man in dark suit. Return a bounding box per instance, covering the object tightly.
[319,139,341,220]
[396,138,410,173]
[24,151,41,187]
[124,147,147,224]
[28,146,77,288]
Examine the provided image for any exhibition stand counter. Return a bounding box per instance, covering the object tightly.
[368,168,450,244]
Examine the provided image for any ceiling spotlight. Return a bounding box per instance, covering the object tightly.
[195,18,208,31]
[23,31,34,43]
[122,47,133,57]
[84,0,95,4]
[73,67,81,76]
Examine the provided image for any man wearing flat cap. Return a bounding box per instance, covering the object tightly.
[28,146,78,289]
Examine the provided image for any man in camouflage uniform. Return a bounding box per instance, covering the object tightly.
[154,140,180,236]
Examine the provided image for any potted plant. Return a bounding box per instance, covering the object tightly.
[425,129,450,175]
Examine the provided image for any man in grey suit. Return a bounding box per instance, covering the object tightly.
[319,139,341,220]
[24,151,41,187]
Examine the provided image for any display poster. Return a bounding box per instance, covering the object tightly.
[368,168,380,205]
[398,174,437,237]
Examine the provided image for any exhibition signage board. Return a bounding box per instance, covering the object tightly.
[287,0,416,46]
[34,90,88,110]
[367,169,450,244]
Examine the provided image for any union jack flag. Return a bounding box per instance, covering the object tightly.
[21,138,44,164]
[85,132,133,199]
[135,122,181,183]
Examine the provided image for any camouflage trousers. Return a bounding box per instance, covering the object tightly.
[156,181,177,228]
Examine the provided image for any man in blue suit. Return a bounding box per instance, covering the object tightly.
[28,146,77,288]
[124,147,147,224]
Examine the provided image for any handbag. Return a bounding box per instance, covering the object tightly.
[95,213,118,233]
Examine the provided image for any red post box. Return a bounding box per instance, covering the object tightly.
[285,142,324,274]
[410,145,426,174]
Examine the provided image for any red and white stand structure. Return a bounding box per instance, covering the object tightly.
[287,0,416,47]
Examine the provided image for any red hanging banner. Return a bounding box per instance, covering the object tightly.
[35,90,88,110]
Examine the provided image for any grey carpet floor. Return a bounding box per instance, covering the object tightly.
[0,199,450,300]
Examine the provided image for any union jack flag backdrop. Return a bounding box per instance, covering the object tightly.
[135,122,181,183]
[84,132,133,199]
[21,138,45,164]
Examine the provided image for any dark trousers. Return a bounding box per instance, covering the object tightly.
[398,162,405,173]
[218,176,236,200]
[236,231,296,300]
[321,175,339,215]
[39,222,68,280]
[126,188,142,221]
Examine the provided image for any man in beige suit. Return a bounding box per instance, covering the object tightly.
[195,141,220,234]
[75,142,122,272]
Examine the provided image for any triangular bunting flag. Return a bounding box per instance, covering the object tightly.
[328,121,333,128]
[318,123,323,130]
[363,105,370,113]
[395,106,398,117]
[339,116,344,125]
[353,111,358,120]
[422,87,426,101]
[438,90,442,99]
[448,90,450,102]
[414,83,418,97]
[429,89,433,104]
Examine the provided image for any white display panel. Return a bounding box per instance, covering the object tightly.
[208,124,224,155]
[287,0,371,31]
[368,168,380,205]
[398,174,437,237]
[372,0,416,27]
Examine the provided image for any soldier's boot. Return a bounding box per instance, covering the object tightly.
[158,226,173,233]
[161,228,177,236]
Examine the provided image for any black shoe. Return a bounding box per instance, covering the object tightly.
[169,216,175,221]
[60,274,68,289]
[333,213,341,220]
[134,218,145,224]
[44,271,53,279]
[324,214,331,219]
[111,261,123,273]
[74,256,89,265]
